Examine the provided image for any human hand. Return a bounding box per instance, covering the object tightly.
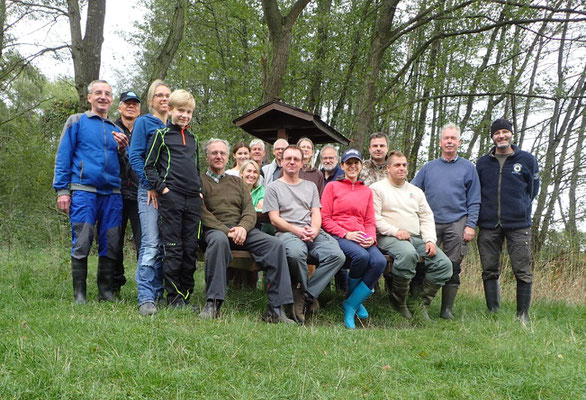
[394,230,411,241]
[425,242,437,257]
[463,226,475,242]
[112,131,129,151]
[304,226,319,241]
[228,226,247,246]
[345,231,366,243]
[147,189,159,209]
[162,187,170,195]
[57,195,71,214]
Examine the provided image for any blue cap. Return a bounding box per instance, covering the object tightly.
[120,91,141,103]
[341,148,363,163]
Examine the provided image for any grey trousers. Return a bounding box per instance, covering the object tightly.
[377,235,452,285]
[478,227,533,284]
[203,228,293,307]
[278,230,346,298]
[436,216,468,285]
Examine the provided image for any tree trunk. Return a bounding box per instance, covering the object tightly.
[306,0,332,114]
[0,0,5,60]
[261,0,311,103]
[67,0,106,112]
[567,108,586,254]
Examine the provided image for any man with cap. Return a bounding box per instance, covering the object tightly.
[411,123,481,319]
[113,90,142,296]
[476,118,539,323]
[321,149,387,329]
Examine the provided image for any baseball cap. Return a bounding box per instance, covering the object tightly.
[120,91,141,103]
[341,148,363,163]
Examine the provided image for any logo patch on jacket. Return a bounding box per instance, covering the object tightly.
[512,163,522,174]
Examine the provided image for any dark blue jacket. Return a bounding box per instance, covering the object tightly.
[128,114,167,189]
[476,145,539,229]
[322,164,345,185]
[53,111,122,195]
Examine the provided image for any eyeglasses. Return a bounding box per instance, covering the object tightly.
[283,157,302,163]
[209,151,228,156]
[153,93,170,98]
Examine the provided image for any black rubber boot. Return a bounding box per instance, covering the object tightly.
[483,279,500,313]
[418,279,442,321]
[389,275,412,319]
[71,257,87,304]
[97,256,115,301]
[516,281,532,324]
[440,284,459,320]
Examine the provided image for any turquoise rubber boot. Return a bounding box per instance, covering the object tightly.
[342,281,373,329]
[348,277,371,319]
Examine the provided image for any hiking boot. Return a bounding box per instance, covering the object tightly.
[262,306,296,324]
[71,257,87,304]
[440,284,459,320]
[138,302,157,316]
[292,286,306,324]
[199,300,220,319]
[389,275,412,319]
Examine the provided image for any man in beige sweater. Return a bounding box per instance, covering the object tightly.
[371,150,452,320]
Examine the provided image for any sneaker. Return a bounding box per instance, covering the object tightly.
[199,300,219,319]
[262,306,295,324]
[138,302,157,316]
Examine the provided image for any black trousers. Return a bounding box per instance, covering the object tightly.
[158,191,202,304]
[114,198,141,290]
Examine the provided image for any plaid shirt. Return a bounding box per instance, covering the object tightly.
[360,159,387,186]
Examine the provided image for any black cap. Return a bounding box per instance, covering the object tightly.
[120,91,141,103]
[490,118,513,136]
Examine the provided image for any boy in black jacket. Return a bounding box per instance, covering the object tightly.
[144,90,202,307]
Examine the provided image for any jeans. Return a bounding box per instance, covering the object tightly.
[334,237,387,289]
[136,187,164,305]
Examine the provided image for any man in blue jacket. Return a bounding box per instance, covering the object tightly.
[476,118,540,323]
[53,80,127,304]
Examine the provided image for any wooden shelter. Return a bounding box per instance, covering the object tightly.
[233,100,350,146]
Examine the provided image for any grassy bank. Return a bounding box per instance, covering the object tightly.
[0,246,584,399]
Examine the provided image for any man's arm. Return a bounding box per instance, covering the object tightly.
[417,189,437,244]
[529,155,540,200]
[143,130,165,194]
[371,183,400,237]
[54,115,80,213]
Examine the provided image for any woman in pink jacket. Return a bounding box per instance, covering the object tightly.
[321,149,387,329]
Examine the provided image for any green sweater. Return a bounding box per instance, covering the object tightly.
[200,173,257,234]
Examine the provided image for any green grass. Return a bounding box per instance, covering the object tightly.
[1,246,584,399]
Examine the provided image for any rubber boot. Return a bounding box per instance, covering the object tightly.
[97,256,115,301]
[348,277,370,319]
[342,281,372,329]
[483,279,500,313]
[71,257,87,304]
[516,281,532,324]
[440,284,459,320]
[389,275,412,319]
[418,279,441,321]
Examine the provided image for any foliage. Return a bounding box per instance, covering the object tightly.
[0,246,585,399]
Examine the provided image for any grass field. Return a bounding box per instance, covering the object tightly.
[1,246,584,399]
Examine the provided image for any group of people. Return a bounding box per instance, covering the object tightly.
[53,78,540,328]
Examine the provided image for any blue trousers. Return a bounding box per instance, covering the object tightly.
[334,237,386,289]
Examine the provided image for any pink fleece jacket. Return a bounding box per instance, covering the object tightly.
[321,178,377,243]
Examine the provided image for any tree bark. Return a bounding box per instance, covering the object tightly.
[261,0,311,103]
[306,0,332,113]
[67,0,106,112]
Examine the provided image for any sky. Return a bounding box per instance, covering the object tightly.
[13,1,145,92]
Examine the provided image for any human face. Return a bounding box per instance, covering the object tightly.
[282,148,304,176]
[240,163,259,186]
[87,82,113,118]
[341,158,362,182]
[150,85,171,115]
[386,155,408,185]
[233,147,250,167]
[321,147,338,172]
[369,137,388,164]
[440,127,461,159]
[118,100,140,121]
[206,141,229,174]
[273,140,288,163]
[169,106,193,128]
[250,144,265,164]
[492,129,513,153]
[299,140,314,164]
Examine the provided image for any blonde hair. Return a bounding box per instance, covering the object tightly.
[239,160,261,187]
[169,89,195,110]
[146,79,169,113]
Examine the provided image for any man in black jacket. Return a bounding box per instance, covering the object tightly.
[476,118,540,323]
[114,90,142,296]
